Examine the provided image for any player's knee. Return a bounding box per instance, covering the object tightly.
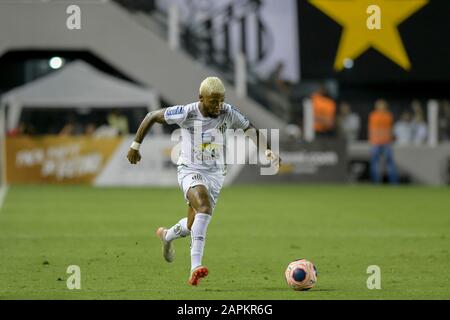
[187,185,213,214]
[194,196,212,214]
[196,204,212,215]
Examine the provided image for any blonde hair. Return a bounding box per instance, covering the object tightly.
[199,77,225,96]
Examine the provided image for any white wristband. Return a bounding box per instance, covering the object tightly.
[130,141,141,151]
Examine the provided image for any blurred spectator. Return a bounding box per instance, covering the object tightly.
[284,124,301,142]
[311,85,336,138]
[439,100,450,141]
[84,123,97,136]
[393,111,413,145]
[267,62,291,96]
[8,122,35,136]
[412,113,427,145]
[368,99,398,184]
[411,99,423,116]
[59,114,83,136]
[59,122,75,136]
[107,109,129,136]
[337,102,360,142]
[410,100,427,145]
[93,124,119,138]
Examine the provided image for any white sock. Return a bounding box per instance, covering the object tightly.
[165,217,190,242]
[190,213,212,271]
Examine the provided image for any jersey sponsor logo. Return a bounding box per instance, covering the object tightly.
[200,143,218,160]
[201,132,216,143]
[166,106,184,116]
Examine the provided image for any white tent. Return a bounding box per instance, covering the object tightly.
[0,60,159,131]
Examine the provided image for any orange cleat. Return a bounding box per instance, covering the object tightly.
[188,266,209,286]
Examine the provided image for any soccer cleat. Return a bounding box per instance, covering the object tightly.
[156,227,174,263]
[188,265,209,286]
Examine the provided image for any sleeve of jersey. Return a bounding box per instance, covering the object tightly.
[164,105,188,126]
[230,106,250,130]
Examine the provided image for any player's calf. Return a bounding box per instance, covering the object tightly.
[165,217,191,242]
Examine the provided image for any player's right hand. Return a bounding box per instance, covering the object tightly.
[127,148,141,164]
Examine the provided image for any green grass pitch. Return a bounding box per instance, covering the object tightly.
[0,185,449,300]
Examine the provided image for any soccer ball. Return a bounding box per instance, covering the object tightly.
[285,259,318,291]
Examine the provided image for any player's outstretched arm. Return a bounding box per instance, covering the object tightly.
[127,109,167,164]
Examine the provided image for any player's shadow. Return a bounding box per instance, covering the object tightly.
[203,288,284,293]
[304,288,336,292]
[203,287,336,293]
[261,287,336,292]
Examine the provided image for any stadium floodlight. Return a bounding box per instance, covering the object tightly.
[343,58,354,69]
[49,57,64,70]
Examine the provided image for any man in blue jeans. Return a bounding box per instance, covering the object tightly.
[370,144,398,184]
[368,100,399,184]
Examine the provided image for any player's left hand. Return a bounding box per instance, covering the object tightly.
[265,149,281,168]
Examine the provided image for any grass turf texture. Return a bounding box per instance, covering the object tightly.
[0,185,449,300]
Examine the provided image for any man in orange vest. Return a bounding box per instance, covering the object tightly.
[311,86,336,138]
[368,99,398,184]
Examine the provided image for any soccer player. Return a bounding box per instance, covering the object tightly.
[127,77,279,286]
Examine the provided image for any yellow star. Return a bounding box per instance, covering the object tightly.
[309,0,428,71]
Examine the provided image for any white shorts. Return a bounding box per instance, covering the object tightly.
[177,165,225,211]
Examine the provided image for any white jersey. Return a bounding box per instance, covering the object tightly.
[164,102,250,174]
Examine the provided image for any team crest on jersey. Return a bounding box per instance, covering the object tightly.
[218,123,227,134]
